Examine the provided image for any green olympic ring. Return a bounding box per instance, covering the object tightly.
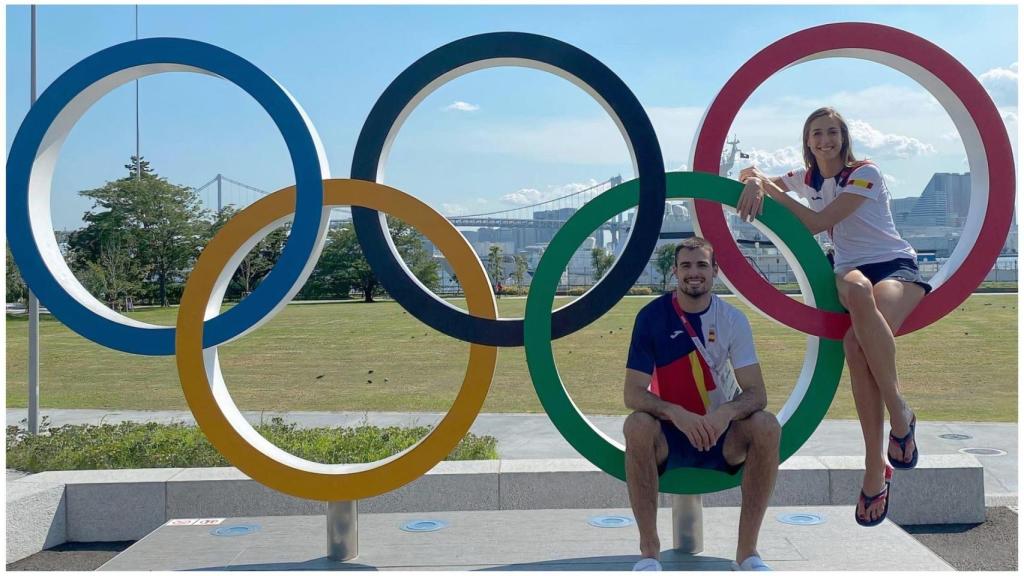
[524,171,846,494]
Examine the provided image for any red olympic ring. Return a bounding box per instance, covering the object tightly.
[692,22,1015,339]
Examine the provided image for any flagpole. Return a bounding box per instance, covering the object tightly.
[135,4,140,179]
[28,4,40,435]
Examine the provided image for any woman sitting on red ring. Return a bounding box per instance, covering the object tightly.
[736,107,930,528]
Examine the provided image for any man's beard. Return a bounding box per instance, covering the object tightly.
[680,281,708,298]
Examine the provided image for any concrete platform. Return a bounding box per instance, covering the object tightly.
[99,506,953,571]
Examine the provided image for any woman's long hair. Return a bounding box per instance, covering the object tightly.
[802,107,858,173]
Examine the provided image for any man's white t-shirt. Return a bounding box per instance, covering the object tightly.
[698,295,759,411]
[780,163,916,271]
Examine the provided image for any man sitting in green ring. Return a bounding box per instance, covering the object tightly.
[625,237,781,572]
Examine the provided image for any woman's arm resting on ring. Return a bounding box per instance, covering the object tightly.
[754,178,867,235]
[739,166,790,193]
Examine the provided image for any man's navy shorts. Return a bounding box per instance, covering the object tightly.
[657,420,743,476]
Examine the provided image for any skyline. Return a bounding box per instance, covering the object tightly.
[5,4,1018,231]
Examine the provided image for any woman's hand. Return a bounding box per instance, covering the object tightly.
[739,165,771,183]
[737,178,766,222]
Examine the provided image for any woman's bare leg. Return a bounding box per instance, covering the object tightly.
[844,328,888,523]
[870,279,927,463]
[836,271,924,438]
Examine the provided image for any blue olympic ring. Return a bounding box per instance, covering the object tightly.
[6,38,329,355]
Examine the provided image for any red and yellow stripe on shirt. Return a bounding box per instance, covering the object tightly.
[847,178,873,190]
[650,349,715,415]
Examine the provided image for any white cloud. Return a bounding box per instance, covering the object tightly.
[979,63,1018,106]
[736,146,803,172]
[1000,109,1018,123]
[847,119,935,159]
[441,203,468,215]
[444,101,480,112]
[500,180,599,206]
[502,188,544,205]
[883,173,901,186]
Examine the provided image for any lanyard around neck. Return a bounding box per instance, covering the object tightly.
[672,293,714,411]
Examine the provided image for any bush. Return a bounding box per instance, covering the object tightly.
[628,286,653,295]
[6,418,498,473]
[500,285,528,296]
[566,287,587,296]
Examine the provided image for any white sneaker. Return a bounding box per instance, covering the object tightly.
[731,554,772,571]
[632,557,663,571]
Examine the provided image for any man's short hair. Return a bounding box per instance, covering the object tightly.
[674,237,716,267]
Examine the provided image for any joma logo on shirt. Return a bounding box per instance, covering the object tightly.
[669,330,684,339]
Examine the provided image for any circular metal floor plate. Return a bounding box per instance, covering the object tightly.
[959,447,1007,456]
[587,515,634,528]
[211,524,259,537]
[939,433,972,440]
[776,513,825,526]
[401,519,448,532]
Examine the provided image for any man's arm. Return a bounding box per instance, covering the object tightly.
[714,364,768,423]
[624,368,717,452]
[624,368,681,420]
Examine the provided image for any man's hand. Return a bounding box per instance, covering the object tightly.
[705,408,733,445]
[737,178,766,222]
[668,405,718,452]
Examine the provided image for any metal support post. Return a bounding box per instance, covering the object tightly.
[27,6,40,435]
[28,291,40,434]
[671,494,703,554]
[326,500,358,561]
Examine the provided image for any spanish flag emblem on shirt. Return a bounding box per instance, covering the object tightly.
[847,178,874,190]
[650,348,715,415]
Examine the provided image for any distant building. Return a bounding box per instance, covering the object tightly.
[905,172,971,227]
[890,196,917,226]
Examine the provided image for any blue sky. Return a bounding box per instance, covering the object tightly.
[5,4,1018,231]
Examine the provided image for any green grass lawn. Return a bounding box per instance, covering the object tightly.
[6,294,1017,421]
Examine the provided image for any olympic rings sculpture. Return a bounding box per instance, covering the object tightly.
[7,23,1013,501]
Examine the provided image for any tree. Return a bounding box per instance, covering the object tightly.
[655,243,677,292]
[208,206,287,298]
[66,209,146,306]
[513,254,528,288]
[73,156,209,307]
[302,216,439,303]
[487,245,504,288]
[591,247,615,283]
[89,235,143,310]
[6,245,27,304]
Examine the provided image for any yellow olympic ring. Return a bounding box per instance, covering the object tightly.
[175,179,498,501]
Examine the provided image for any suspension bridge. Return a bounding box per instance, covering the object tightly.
[191,173,639,241]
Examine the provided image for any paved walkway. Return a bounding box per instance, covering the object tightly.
[7,408,1017,504]
[99,507,954,571]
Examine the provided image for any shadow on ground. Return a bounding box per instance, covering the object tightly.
[6,541,133,571]
[899,507,1017,571]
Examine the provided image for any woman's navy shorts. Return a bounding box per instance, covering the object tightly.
[657,420,743,476]
[830,255,932,294]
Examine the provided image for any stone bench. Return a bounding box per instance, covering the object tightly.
[6,454,986,562]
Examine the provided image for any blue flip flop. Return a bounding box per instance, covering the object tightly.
[855,465,893,527]
[888,414,918,470]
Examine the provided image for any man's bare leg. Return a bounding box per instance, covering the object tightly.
[624,411,669,559]
[723,411,781,563]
